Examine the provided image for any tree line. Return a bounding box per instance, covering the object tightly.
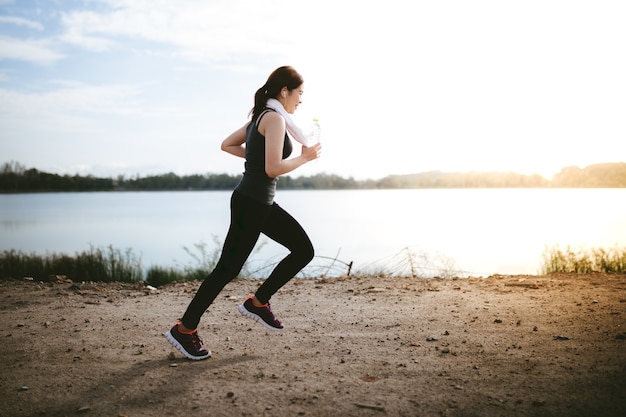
[1,161,625,193]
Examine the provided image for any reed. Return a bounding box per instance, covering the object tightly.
[146,237,268,287]
[10,242,622,286]
[145,266,186,287]
[541,244,626,274]
[0,246,143,283]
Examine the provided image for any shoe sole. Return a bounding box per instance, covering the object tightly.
[164,330,211,360]
[238,304,284,331]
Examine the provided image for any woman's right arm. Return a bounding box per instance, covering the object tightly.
[220,123,249,158]
[263,112,321,178]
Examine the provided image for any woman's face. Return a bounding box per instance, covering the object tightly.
[283,85,304,114]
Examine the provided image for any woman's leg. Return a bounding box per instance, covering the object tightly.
[180,192,271,330]
[254,202,314,304]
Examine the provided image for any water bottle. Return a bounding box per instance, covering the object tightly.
[309,118,321,145]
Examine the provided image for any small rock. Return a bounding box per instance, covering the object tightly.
[77,406,91,413]
[426,337,438,342]
[553,335,570,341]
[226,391,234,398]
[615,333,626,340]
[494,319,503,323]
[19,386,28,391]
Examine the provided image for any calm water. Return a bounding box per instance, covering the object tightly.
[1,189,625,277]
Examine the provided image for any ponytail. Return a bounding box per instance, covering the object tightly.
[250,85,270,121]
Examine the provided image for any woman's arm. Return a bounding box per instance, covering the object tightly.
[262,112,321,178]
[220,123,249,158]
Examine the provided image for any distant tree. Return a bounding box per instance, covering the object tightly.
[552,163,626,187]
[1,161,624,193]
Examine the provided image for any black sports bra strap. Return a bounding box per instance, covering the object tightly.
[255,108,276,126]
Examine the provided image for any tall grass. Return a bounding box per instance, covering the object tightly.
[541,244,626,274]
[144,241,221,287]
[145,237,269,287]
[0,237,266,286]
[0,245,143,283]
[8,242,622,286]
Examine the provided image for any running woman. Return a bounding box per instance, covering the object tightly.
[165,66,322,360]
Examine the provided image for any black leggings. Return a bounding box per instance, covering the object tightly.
[181,190,314,330]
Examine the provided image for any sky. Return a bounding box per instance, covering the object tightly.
[1,0,625,180]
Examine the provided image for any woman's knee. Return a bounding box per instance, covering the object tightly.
[297,240,315,264]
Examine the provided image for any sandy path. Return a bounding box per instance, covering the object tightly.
[1,273,625,417]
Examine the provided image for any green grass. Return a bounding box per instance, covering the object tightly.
[0,245,143,283]
[541,244,626,274]
[4,243,623,286]
[0,237,266,287]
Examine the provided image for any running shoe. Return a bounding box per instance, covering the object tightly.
[164,322,211,360]
[238,295,284,331]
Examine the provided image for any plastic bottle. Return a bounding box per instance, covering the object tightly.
[309,118,321,145]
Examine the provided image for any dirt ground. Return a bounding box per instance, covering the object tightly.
[1,273,625,417]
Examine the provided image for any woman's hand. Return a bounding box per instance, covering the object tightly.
[302,143,322,161]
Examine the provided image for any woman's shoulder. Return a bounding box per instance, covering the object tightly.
[257,109,285,132]
[260,107,283,120]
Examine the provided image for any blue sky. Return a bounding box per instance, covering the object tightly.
[1,0,625,180]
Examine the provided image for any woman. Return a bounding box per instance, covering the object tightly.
[165,66,322,360]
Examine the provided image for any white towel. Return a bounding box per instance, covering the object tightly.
[265,98,313,146]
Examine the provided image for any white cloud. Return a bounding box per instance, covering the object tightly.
[0,81,145,133]
[0,15,44,31]
[0,36,64,64]
[58,0,297,63]
[59,28,115,52]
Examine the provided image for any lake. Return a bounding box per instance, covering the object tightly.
[1,189,624,278]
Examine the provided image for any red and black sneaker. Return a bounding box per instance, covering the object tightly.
[164,322,211,360]
[238,294,284,331]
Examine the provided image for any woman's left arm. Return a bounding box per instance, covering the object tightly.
[264,112,321,178]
